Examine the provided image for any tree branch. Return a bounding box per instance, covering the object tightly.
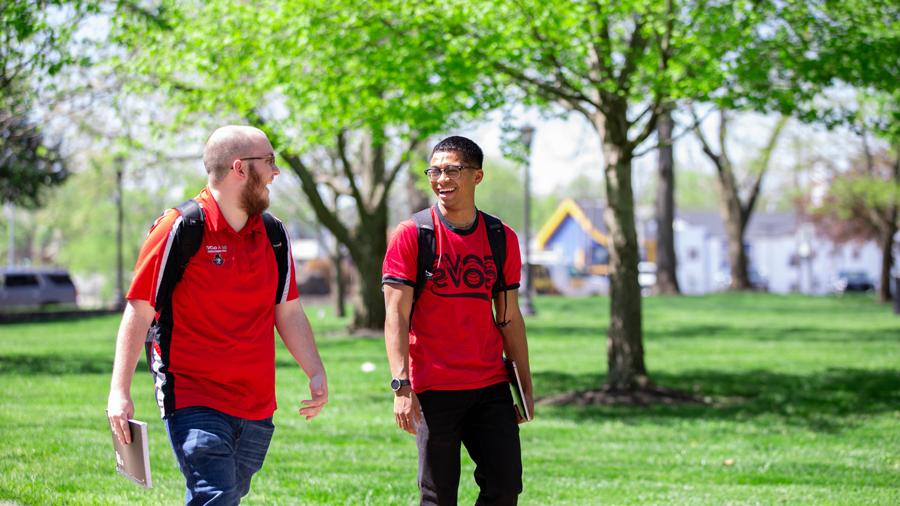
[616,15,647,94]
[741,115,788,227]
[493,61,598,118]
[337,129,367,213]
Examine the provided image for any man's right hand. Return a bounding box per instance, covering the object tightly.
[394,387,421,435]
[107,390,135,445]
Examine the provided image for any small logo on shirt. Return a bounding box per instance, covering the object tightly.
[212,253,224,266]
[206,245,228,254]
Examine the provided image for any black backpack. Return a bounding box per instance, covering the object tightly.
[145,199,289,369]
[411,206,511,326]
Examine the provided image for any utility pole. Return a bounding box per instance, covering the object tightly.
[519,125,536,316]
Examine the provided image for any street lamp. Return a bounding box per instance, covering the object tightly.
[114,155,125,309]
[519,125,536,316]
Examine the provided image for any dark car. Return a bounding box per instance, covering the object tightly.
[832,271,875,294]
[0,268,78,309]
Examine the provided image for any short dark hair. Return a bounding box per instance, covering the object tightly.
[431,136,484,168]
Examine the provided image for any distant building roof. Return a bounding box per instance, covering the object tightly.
[536,198,609,249]
[539,198,803,246]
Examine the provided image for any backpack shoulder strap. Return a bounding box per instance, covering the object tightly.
[155,199,205,311]
[146,199,205,373]
[480,210,507,294]
[481,210,512,328]
[412,207,436,305]
[262,212,291,305]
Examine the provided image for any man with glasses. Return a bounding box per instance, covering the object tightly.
[107,125,328,505]
[382,136,534,505]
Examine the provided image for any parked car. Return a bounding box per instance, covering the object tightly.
[832,270,875,294]
[0,268,78,310]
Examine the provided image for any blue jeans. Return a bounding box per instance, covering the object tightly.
[165,406,275,506]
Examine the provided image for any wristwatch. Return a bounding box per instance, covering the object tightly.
[390,378,411,392]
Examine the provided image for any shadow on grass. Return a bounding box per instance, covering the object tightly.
[534,368,900,432]
[645,325,898,343]
[0,354,116,375]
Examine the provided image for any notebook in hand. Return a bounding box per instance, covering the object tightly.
[504,358,533,421]
[109,417,152,488]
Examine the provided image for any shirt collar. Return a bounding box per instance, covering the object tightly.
[195,187,265,236]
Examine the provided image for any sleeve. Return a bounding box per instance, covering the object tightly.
[125,209,179,307]
[502,224,522,291]
[381,220,418,287]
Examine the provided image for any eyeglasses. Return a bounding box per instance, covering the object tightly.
[239,155,278,169]
[424,164,479,181]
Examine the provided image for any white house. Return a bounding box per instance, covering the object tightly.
[535,199,883,295]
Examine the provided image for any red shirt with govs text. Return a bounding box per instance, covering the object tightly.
[127,187,298,420]
[382,208,521,393]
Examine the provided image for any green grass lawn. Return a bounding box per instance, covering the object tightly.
[1,294,898,505]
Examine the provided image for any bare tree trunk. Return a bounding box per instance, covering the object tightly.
[879,220,896,303]
[602,133,648,391]
[720,189,751,290]
[654,105,680,294]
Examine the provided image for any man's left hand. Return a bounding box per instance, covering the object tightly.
[299,372,328,420]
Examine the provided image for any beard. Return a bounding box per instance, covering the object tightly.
[240,163,270,216]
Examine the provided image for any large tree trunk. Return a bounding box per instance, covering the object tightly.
[654,105,680,294]
[349,201,389,330]
[602,134,648,391]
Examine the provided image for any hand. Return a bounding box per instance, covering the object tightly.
[107,389,135,445]
[394,387,421,435]
[299,372,328,420]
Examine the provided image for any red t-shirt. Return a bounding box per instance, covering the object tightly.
[382,207,521,393]
[127,188,299,420]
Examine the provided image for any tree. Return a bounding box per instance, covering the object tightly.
[111,0,504,329]
[807,145,898,302]
[1,0,97,208]
[438,0,761,392]
[807,91,899,303]
[741,0,899,298]
[691,110,788,290]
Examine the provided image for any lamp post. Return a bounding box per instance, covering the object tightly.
[519,125,536,316]
[114,155,125,309]
[5,201,13,267]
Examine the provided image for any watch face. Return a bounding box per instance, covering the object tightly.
[391,378,401,391]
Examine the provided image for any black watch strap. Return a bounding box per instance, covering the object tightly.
[391,378,411,392]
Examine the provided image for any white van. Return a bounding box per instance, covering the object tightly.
[0,268,78,310]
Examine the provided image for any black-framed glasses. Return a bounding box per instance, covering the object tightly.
[424,164,479,181]
[239,155,278,169]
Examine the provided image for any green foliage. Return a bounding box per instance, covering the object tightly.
[111,0,502,149]
[732,0,900,123]
[1,295,898,504]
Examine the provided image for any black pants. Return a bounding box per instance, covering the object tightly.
[416,382,522,506]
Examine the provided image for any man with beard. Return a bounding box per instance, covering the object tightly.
[107,125,328,505]
[382,136,534,505]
